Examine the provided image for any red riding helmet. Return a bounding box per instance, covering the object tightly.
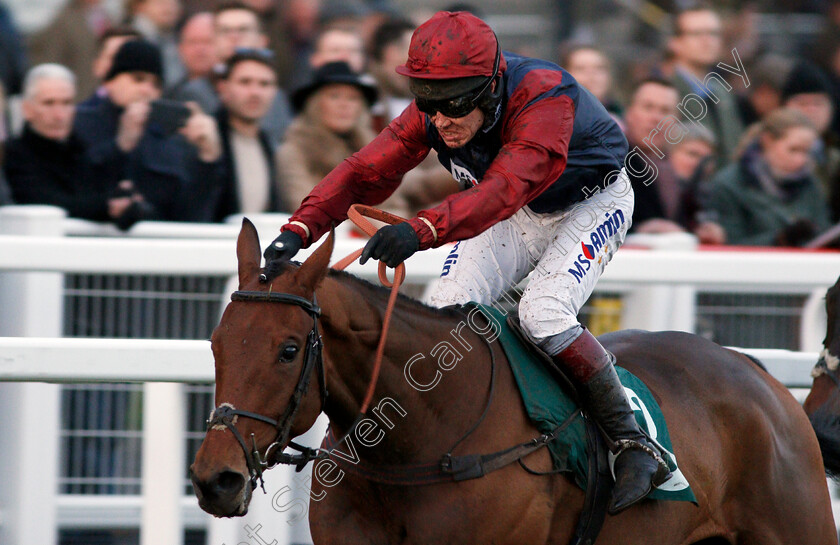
[396,11,506,100]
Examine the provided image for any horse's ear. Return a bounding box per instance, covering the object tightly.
[237,218,261,286]
[295,227,334,293]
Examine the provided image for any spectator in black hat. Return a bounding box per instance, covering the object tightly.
[783,62,836,140]
[79,27,143,108]
[74,39,225,225]
[212,49,287,220]
[277,61,380,210]
[781,61,840,221]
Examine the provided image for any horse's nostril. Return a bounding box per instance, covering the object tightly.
[214,470,245,495]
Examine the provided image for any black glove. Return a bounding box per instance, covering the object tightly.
[774,219,818,247]
[264,230,303,263]
[360,222,420,268]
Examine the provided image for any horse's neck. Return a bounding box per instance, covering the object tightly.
[316,274,496,463]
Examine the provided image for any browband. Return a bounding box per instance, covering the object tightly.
[231,291,321,316]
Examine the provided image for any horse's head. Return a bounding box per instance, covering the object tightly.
[190,219,333,517]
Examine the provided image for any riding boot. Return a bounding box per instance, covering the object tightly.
[551,329,670,515]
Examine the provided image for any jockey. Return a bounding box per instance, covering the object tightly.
[265,11,669,514]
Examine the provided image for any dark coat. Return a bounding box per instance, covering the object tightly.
[624,140,688,231]
[0,1,27,95]
[214,107,285,222]
[3,124,110,220]
[0,170,11,205]
[74,98,225,222]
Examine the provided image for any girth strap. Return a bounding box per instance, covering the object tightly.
[322,409,581,486]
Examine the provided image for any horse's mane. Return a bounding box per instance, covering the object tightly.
[326,268,465,319]
[260,260,464,320]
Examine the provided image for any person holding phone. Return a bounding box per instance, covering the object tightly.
[74,39,225,225]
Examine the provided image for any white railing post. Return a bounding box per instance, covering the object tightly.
[801,288,828,352]
[620,233,698,332]
[0,206,65,545]
[141,382,186,545]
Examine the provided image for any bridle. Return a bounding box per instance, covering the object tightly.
[206,289,327,492]
[206,205,406,493]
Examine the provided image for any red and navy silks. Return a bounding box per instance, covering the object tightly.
[283,53,628,251]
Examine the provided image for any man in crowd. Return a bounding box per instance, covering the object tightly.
[74,40,224,224]
[213,49,284,221]
[366,17,457,212]
[624,77,725,243]
[178,0,290,144]
[166,12,217,100]
[4,64,139,224]
[669,3,744,161]
[369,17,415,127]
[125,0,184,87]
[624,77,683,234]
[287,25,367,89]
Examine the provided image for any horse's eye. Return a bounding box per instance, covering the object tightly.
[279,343,299,363]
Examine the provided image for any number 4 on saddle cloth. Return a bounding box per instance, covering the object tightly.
[469,303,697,505]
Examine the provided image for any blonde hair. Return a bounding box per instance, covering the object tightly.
[735,108,817,158]
[303,84,372,144]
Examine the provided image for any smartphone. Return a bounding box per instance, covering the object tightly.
[148,99,192,135]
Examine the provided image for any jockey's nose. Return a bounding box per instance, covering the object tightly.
[431,112,452,128]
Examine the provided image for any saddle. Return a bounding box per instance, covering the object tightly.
[506,315,614,545]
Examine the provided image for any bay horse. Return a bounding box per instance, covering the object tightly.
[804,276,840,479]
[191,219,838,545]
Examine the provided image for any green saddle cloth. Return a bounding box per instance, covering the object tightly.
[468,303,696,504]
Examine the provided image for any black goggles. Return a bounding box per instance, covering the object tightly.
[415,87,489,118]
[414,35,501,119]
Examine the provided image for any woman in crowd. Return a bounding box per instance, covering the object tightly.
[562,45,623,121]
[277,61,379,211]
[709,108,831,247]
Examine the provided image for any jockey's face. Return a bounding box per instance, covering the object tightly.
[430,107,485,148]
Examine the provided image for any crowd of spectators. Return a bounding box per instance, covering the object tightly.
[1,0,840,247]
